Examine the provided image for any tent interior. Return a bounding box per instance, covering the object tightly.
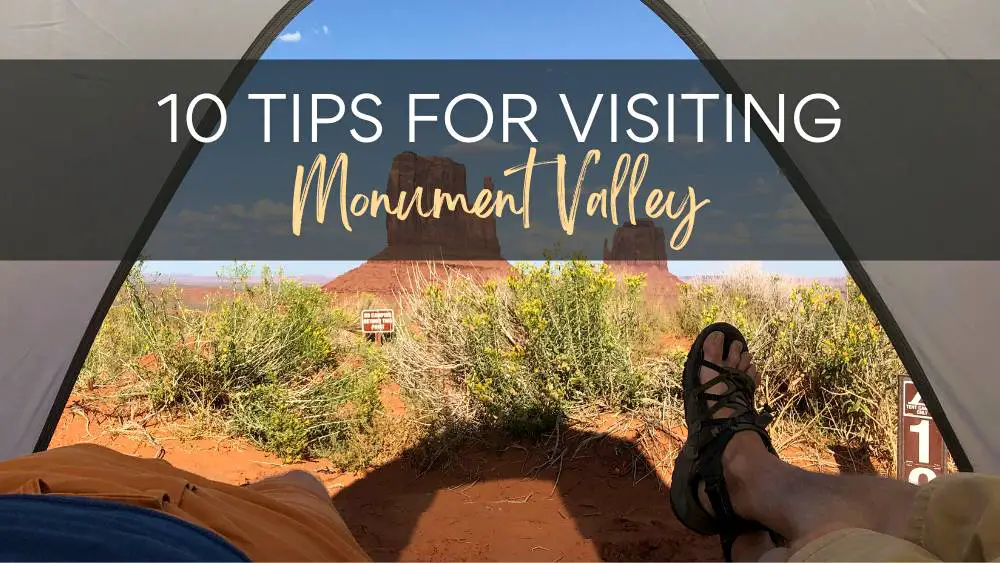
[1,0,998,478]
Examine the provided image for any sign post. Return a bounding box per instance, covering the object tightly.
[361,309,395,344]
[897,376,948,485]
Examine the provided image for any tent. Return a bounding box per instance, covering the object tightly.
[2,0,998,475]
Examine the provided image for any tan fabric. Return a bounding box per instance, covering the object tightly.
[5,444,1000,562]
[790,473,1000,562]
[0,444,370,562]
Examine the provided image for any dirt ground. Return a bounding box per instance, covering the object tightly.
[50,393,849,562]
[50,399,715,561]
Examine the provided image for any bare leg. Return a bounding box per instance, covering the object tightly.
[724,433,918,552]
[696,331,919,556]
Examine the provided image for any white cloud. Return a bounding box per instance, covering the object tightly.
[700,220,752,246]
[765,193,828,246]
[277,31,302,43]
[773,194,812,222]
[655,132,717,157]
[531,141,563,154]
[176,199,292,231]
[322,25,330,35]
[768,221,827,245]
[442,137,522,156]
[751,176,776,196]
[226,199,291,220]
[505,219,609,258]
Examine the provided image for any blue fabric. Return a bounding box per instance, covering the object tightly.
[0,494,249,561]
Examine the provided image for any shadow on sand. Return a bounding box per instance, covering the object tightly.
[830,444,878,475]
[330,426,721,561]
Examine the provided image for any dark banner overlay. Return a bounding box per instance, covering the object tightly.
[2,60,997,260]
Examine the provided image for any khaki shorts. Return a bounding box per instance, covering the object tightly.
[792,472,1000,562]
[0,444,369,561]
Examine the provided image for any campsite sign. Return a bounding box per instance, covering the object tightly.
[361,309,394,335]
[898,376,948,485]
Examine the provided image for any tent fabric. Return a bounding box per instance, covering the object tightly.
[0,0,300,457]
[861,261,1000,473]
[0,262,119,456]
[0,0,301,59]
[0,0,996,475]
[646,0,1000,473]
[646,0,1000,60]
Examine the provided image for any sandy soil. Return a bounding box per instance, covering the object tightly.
[51,396,737,561]
[52,394,849,562]
[50,334,853,562]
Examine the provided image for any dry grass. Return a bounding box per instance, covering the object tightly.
[81,262,384,466]
[78,260,903,475]
[388,261,902,472]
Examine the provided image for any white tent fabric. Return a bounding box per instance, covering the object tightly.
[1,0,997,474]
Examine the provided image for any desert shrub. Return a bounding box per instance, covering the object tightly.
[229,341,383,463]
[129,263,349,411]
[642,347,688,421]
[390,260,653,437]
[82,261,381,463]
[676,266,902,461]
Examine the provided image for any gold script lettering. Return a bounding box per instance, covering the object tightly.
[292,152,348,235]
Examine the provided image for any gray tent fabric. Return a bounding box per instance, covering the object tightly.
[0,1,300,59]
[0,0,997,475]
[0,262,119,456]
[861,261,1000,473]
[647,0,1000,60]
[644,0,1000,473]
[0,0,300,457]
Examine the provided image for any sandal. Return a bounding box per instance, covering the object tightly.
[669,322,779,561]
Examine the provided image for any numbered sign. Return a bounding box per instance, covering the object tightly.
[897,376,948,485]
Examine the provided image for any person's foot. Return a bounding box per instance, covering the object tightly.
[694,331,783,558]
[694,331,769,513]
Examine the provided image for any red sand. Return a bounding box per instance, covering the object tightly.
[51,396,731,562]
[51,373,851,562]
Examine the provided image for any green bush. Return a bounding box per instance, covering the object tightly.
[83,259,904,470]
[82,261,381,463]
[391,260,652,437]
[229,345,383,464]
[676,269,902,461]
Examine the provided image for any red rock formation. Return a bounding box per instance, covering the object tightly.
[382,152,502,260]
[603,219,681,301]
[322,259,511,302]
[324,152,509,299]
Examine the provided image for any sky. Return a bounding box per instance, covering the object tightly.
[148,0,845,280]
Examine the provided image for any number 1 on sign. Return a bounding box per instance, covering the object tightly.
[909,419,929,464]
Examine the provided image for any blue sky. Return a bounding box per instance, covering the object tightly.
[262,0,693,60]
[148,0,845,280]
